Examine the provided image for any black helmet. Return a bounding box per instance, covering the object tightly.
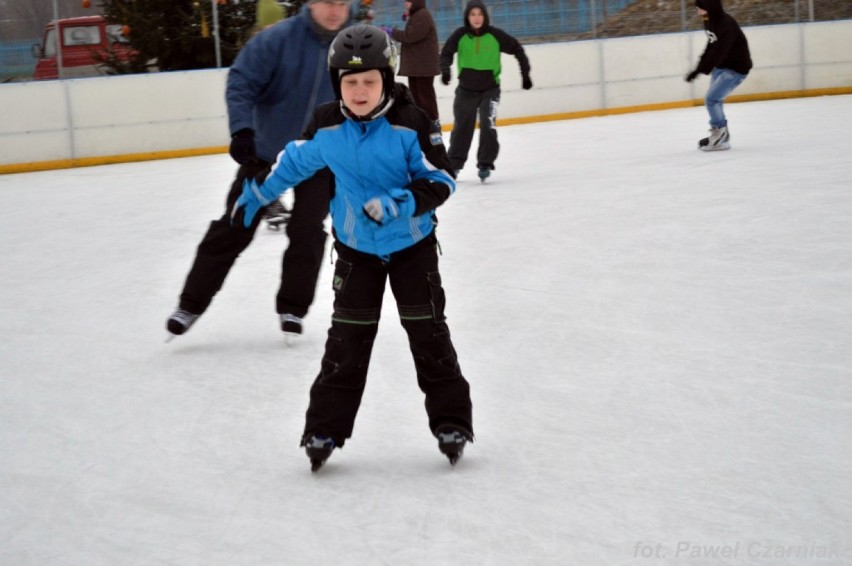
[328,24,397,100]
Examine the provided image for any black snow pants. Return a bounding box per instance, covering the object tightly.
[303,234,473,446]
[447,86,501,172]
[177,163,332,318]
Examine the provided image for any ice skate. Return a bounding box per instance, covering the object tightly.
[264,198,291,230]
[435,424,472,465]
[477,167,491,182]
[280,313,303,337]
[166,308,199,339]
[698,126,730,151]
[302,433,336,472]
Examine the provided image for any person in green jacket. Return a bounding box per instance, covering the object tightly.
[255,0,285,34]
[439,0,532,181]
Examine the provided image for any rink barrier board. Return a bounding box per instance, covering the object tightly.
[1,20,850,175]
[1,85,850,175]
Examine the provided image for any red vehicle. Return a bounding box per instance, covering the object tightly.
[31,15,134,80]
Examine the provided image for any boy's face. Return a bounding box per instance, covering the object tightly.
[696,6,708,15]
[341,69,384,117]
[309,1,352,32]
[468,7,485,30]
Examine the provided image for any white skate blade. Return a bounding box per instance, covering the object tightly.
[283,332,302,346]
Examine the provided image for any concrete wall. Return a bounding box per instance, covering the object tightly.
[2,20,851,173]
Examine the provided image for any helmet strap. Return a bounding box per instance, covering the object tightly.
[340,93,395,122]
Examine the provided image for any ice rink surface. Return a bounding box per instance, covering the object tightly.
[2,95,851,565]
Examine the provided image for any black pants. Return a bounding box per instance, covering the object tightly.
[448,86,500,172]
[177,163,331,318]
[407,76,439,123]
[304,234,473,446]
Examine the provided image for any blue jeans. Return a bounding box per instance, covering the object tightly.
[705,68,747,129]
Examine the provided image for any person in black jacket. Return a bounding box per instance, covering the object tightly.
[685,0,752,151]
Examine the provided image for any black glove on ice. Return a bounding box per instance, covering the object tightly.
[441,70,451,86]
[685,70,699,83]
[522,75,533,90]
[229,128,257,165]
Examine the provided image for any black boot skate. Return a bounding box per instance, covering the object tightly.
[280,313,303,336]
[166,308,200,337]
[302,433,336,472]
[435,424,473,465]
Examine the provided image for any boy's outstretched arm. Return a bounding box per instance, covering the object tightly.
[230,137,325,227]
[230,176,281,228]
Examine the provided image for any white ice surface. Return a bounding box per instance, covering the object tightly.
[1,96,851,566]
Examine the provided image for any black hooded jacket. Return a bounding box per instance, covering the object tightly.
[695,0,752,76]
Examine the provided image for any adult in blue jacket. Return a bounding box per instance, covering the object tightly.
[233,24,474,470]
[167,0,353,338]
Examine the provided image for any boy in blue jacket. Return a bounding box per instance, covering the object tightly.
[232,24,474,470]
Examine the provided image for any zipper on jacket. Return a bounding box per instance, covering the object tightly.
[303,46,328,133]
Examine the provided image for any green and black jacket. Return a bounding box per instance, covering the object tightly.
[439,0,531,92]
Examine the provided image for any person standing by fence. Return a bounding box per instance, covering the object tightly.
[380,0,441,127]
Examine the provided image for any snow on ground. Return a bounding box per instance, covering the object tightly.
[1,95,851,565]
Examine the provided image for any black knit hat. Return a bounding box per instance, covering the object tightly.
[695,0,706,8]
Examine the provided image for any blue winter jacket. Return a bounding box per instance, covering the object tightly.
[256,86,456,258]
[226,9,342,162]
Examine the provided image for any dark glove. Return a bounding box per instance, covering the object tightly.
[241,162,271,184]
[522,75,533,90]
[379,25,394,36]
[441,70,451,86]
[685,70,699,83]
[229,128,256,165]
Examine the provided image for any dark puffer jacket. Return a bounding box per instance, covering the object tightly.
[390,0,440,77]
[695,0,752,76]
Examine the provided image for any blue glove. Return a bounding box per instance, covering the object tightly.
[363,188,415,225]
[231,177,277,228]
[380,25,394,36]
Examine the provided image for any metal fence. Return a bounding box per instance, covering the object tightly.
[0,40,38,82]
[374,0,636,40]
[3,0,851,82]
[367,0,852,42]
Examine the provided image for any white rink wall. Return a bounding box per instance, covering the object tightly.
[1,19,850,172]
